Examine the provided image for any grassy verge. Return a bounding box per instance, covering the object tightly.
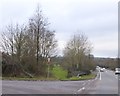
[68,74,96,81]
[2,74,96,81]
[51,65,68,80]
[2,77,58,81]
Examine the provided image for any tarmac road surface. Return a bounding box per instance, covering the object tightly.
[2,69,119,94]
[2,80,90,94]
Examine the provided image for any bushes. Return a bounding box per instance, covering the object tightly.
[51,65,68,80]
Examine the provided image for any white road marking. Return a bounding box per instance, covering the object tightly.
[75,71,100,94]
[77,87,85,92]
[100,71,101,80]
[74,87,85,94]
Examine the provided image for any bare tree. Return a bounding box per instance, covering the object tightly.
[63,33,94,75]
[1,24,15,55]
[28,6,57,75]
[1,6,57,77]
[1,24,17,76]
[1,24,34,77]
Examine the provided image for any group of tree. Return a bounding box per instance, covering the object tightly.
[63,34,95,77]
[1,7,57,77]
[94,57,118,70]
[1,6,95,78]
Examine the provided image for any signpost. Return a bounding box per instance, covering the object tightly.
[47,57,50,79]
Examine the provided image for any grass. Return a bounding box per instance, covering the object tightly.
[2,74,96,81]
[51,65,68,80]
[69,74,96,81]
[2,77,58,81]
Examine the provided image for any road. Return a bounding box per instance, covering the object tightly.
[82,69,119,94]
[2,69,119,94]
[2,80,91,94]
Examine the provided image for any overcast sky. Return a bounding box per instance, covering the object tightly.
[0,0,119,58]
